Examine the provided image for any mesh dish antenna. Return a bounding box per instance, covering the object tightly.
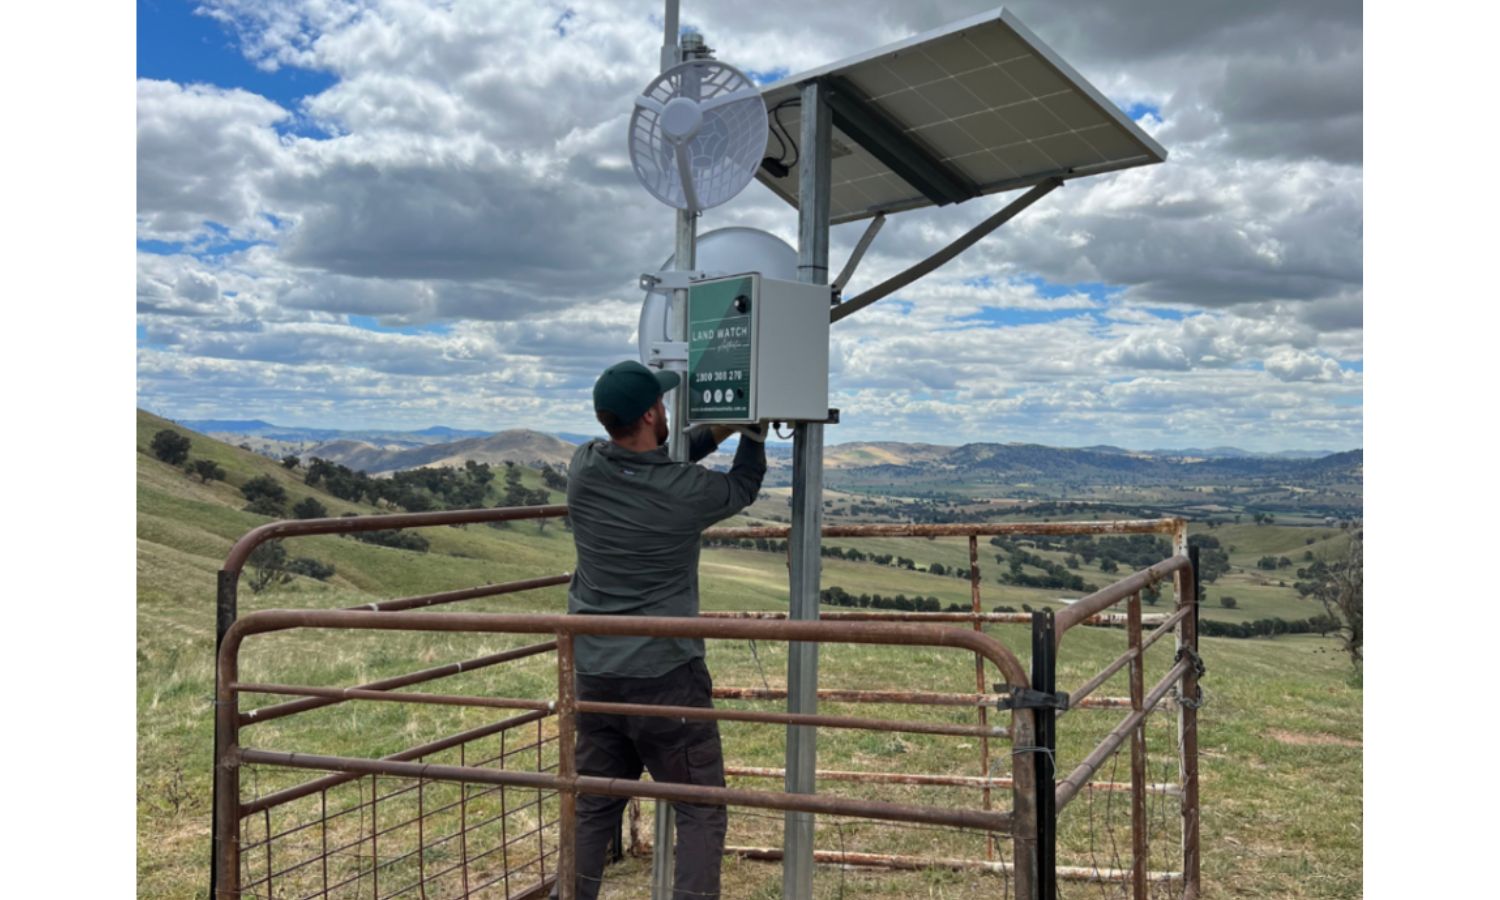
[629,59,768,212]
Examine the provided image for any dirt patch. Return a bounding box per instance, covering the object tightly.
[1268,727,1360,748]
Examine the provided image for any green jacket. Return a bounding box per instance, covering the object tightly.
[566,426,767,677]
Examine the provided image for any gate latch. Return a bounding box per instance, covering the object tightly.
[993,684,1070,711]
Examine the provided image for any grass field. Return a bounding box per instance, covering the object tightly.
[136,411,1361,898]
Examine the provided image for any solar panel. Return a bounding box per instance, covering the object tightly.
[755,7,1167,224]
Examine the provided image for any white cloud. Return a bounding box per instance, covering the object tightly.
[136,80,291,241]
[1263,348,1348,383]
[135,0,1363,451]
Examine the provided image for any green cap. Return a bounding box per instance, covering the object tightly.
[593,360,680,423]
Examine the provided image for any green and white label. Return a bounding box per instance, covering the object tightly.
[688,276,754,421]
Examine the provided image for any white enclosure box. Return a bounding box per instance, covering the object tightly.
[686,273,830,424]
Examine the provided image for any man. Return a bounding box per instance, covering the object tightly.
[561,359,766,900]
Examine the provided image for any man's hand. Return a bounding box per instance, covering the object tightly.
[707,424,766,446]
[736,423,768,443]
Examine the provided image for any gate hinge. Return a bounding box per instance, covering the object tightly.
[993,684,1070,711]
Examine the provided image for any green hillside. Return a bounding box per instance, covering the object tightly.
[136,410,1361,898]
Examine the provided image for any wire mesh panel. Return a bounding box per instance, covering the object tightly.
[236,715,560,899]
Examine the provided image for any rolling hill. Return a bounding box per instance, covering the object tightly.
[136,408,1360,898]
[305,429,578,473]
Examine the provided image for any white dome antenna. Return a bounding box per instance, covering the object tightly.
[628,59,768,213]
[637,227,797,368]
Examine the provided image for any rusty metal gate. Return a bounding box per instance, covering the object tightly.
[210,506,1201,898]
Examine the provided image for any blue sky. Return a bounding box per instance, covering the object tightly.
[137,1,335,111]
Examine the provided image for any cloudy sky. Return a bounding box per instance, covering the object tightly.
[135,0,1362,451]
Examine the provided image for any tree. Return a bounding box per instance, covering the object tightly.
[187,459,225,483]
[285,557,336,581]
[1310,534,1363,670]
[1099,558,1119,574]
[292,496,328,519]
[282,455,301,470]
[1142,584,1162,606]
[242,475,289,517]
[247,541,290,593]
[151,429,191,465]
[541,464,568,491]
[1220,595,1238,609]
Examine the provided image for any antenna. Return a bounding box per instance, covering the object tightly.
[637,227,797,369]
[628,59,768,213]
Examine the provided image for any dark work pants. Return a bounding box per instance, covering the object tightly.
[561,658,726,900]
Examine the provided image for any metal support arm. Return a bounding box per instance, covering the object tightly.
[832,213,886,295]
[831,177,1063,323]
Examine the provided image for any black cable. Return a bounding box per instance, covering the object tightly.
[766,120,787,164]
[770,99,801,167]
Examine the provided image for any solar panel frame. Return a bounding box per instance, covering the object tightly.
[755,7,1167,224]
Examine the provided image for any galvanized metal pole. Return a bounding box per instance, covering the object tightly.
[665,32,699,467]
[783,77,830,900]
[655,6,691,892]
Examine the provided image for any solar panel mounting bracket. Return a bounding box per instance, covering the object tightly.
[820,75,979,207]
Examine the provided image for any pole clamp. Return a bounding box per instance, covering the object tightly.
[993,683,1070,711]
[645,341,688,368]
[639,270,713,295]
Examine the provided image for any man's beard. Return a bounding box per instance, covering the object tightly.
[655,412,669,446]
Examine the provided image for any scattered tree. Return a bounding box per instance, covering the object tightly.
[1187,534,1231,583]
[351,528,430,552]
[541,464,568,491]
[281,455,301,470]
[1309,534,1363,670]
[1220,595,1238,609]
[247,541,290,593]
[187,459,225,484]
[242,475,289,517]
[285,556,336,581]
[292,496,328,519]
[151,429,192,465]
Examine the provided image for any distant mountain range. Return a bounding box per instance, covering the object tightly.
[172,418,1358,489]
[181,419,492,446]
